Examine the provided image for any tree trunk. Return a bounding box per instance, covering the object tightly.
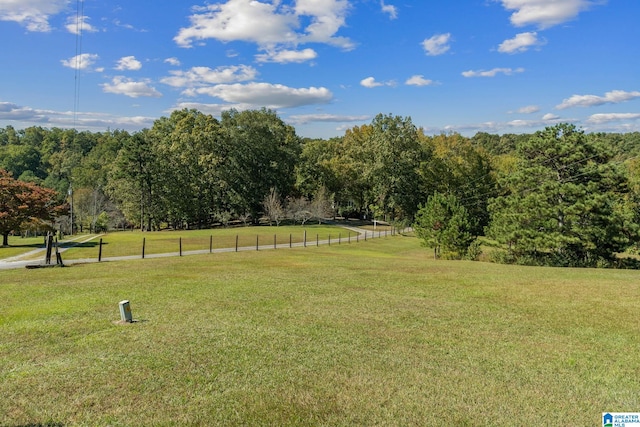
[2,233,9,247]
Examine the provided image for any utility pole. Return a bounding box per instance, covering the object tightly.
[68,185,74,235]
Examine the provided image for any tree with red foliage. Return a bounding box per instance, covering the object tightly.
[0,169,61,246]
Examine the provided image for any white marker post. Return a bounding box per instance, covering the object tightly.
[119,300,133,323]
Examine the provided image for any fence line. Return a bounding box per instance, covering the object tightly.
[91,227,403,262]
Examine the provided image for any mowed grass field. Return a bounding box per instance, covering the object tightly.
[1,235,639,426]
[0,224,382,261]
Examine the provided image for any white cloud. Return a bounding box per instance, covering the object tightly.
[255,48,318,63]
[462,67,525,78]
[422,33,451,56]
[161,65,258,88]
[0,100,155,130]
[65,15,99,35]
[0,0,67,32]
[101,77,162,98]
[0,101,51,122]
[380,1,397,19]
[295,0,352,48]
[287,113,371,124]
[498,32,543,54]
[360,77,382,88]
[360,77,396,88]
[61,53,100,71]
[115,56,142,71]
[187,82,333,109]
[556,90,640,109]
[405,75,435,86]
[164,57,181,66]
[587,113,640,124]
[169,102,248,116]
[175,0,353,51]
[499,0,598,29]
[542,113,560,120]
[516,105,540,114]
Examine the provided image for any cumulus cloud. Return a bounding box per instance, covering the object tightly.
[174,0,353,51]
[164,57,181,66]
[186,82,333,109]
[498,32,543,54]
[380,1,397,19]
[542,113,560,120]
[462,67,525,78]
[61,53,100,71]
[101,77,162,98]
[360,77,382,88]
[360,77,395,88]
[587,113,640,124]
[161,65,258,88]
[499,0,598,29]
[556,90,640,109]
[255,48,318,63]
[0,0,67,32]
[65,15,99,35]
[405,75,435,86]
[422,33,452,56]
[115,56,142,71]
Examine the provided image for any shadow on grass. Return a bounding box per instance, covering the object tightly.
[59,241,106,249]
[1,243,44,249]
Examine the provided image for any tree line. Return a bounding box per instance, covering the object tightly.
[2,108,640,267]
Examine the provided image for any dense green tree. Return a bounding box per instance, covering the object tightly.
[0,143,43,179]
[487,123,638,266]
[414,192,473,259]
[107,129,160,230]
[149,109,224,227]
[220,108,300,219]
[295,137,344,200]
[339,114,426,221]
[419,133,496,235]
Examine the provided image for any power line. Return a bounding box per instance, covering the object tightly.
[73,0,85,128]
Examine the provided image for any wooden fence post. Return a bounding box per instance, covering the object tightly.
[179,237,183,256]
[235,235,239,252]
[142,237,146,259]
[210,235,213,253]
[98,238,103,262]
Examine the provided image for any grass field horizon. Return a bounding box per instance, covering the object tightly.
[1,235,639,426]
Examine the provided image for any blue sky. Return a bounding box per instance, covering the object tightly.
[0,0,639,139]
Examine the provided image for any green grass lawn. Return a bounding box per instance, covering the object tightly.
[0,224,364,262]
[56,224,361,260]
[1,236,639,426]
[0,235,46,259]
